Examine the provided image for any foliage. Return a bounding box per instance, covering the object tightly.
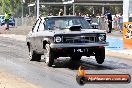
[1,0,20,14]
[25,0,62,3]
[0,0,123,17]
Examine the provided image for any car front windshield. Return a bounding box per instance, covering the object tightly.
[44,17,91,30]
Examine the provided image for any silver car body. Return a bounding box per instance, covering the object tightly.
[26,16,108,54]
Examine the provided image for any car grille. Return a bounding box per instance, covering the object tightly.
[63,35,97,43]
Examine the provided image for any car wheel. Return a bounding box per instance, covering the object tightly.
[95,48,105,64]
[13,24,15,26]
[71,55,81,61]
[1,24,3,26]
[28,44,41,61]
[44,44,54,67]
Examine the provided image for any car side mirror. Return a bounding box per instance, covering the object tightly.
[91,23,98,29]
[32,28,34,32]
[48,27,53,30]
[32,26,35,32]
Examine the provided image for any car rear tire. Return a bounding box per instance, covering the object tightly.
[28,44,41,61]
[95,48,105,64]
[12,24,15,26]
[44,44,54,67]
[1,23,4,26]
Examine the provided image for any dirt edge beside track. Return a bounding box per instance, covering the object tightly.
[0,69,41,88]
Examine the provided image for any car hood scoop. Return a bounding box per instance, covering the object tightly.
[68,25,82,31]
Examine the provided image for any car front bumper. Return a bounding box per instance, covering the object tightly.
[50,42,109,48]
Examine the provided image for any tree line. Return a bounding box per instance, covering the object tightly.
[0,0,122,17]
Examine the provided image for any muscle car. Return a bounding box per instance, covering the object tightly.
[26,16,108,67]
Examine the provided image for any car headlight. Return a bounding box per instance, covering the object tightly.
[98,34,105,42]
[55,36,62,43]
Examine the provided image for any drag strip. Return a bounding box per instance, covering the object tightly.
[0,37,132,88]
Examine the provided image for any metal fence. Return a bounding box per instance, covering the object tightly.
[91,17,108,30]
[98,17,108,30]
[15,17,36,26]
[14,16,108,31]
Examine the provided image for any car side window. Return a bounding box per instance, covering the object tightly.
[44,18,55,30]
[38,19,44,31]
[43,20,47,30]
[33,19,41,32]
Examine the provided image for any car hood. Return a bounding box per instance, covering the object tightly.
[36,29,106,37]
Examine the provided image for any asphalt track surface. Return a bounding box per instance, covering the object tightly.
[0,37,132,88]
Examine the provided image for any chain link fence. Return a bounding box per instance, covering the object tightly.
[14,16,108,31]
[91,17,108,30]
[15,17,36,27]
[98,17,108,30]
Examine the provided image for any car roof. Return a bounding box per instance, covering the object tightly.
[41,15,84,19]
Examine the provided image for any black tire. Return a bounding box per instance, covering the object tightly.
[13,24,15,26]
[95,48,105,64]
[76,75,86,85]
[44,44,54,67]
[28,44,41,61]
[71,55,81,61]
[1,23,4,26]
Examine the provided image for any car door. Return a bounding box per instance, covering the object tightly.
[30,19,41,51]
[35,19,45,53]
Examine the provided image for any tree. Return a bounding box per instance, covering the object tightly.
[1,0,20,14]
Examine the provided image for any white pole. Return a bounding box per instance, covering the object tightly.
[72,0,75,15]
[73,3,75,15]
[102,6,104,15]
[123,0,129,22]
[64,5,66,15]
[37,0,39,20]
[22,2,24,25]
[21,0,25,25]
